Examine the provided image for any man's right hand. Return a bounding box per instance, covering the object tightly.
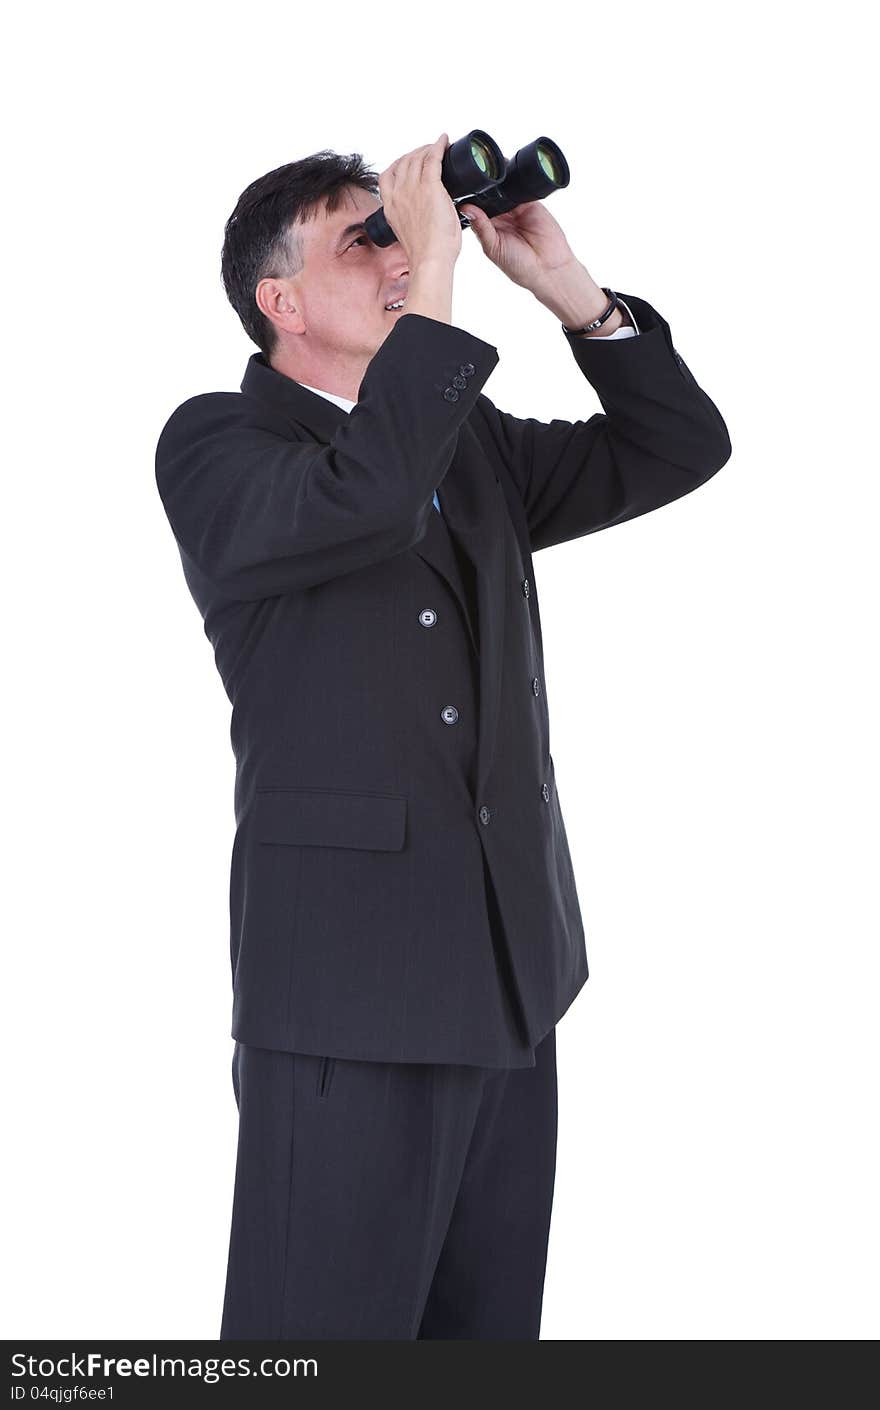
[378,134,462,270]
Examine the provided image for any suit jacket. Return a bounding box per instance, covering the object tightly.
[154,293,731,1066]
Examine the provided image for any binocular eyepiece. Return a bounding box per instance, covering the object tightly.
[363,129,570,248]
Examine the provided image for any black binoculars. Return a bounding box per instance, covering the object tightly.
[363,129,570,248]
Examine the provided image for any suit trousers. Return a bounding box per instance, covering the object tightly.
[219,1026,558,1340]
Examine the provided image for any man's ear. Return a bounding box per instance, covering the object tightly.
[256,277,306,336]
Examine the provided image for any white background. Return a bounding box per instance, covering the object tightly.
[4,0,877,1341]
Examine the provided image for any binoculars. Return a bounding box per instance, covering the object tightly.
[363,129,570,248]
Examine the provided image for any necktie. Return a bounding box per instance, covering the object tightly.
[433,489,441,514]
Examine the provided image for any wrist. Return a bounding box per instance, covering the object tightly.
[534,261,622,333]
[577,305,626,337]
[410,251,458,278]
[406,259,455,324]
[560,287,626,338]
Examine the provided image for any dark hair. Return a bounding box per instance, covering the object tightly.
[220,150,379,358]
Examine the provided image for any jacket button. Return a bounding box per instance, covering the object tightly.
[532,676,541,696]
[542,782,550,802]
[419,608,437,627]
[478,804,491,825]
[443,386,459,402]
[441,704,459,724]
[522,578,530,598]
[460,363,475,376]
[452,374,467,390]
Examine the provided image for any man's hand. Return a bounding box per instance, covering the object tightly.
[458,197,625,334]
[457,198,577,290]
[380,134,463,269]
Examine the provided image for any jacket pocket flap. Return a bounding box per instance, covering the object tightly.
[254,788,407,851]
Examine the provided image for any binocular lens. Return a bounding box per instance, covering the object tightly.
[470,136,500,181]
[536,143,558,183]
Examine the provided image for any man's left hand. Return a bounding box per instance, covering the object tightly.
[457,198,578,296]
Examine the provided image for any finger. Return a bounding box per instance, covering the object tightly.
[421,134,447,171]
[459,204,494,249]
[459,204,488,231]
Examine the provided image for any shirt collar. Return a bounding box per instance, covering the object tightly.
[297,381,356,414]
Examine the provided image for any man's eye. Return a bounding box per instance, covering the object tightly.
[349,235,368,248]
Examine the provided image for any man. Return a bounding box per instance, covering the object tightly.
[154,134,731,1340]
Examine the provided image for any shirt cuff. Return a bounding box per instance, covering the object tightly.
[597,323,637,340]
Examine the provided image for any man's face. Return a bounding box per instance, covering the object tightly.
[281,186,412,365]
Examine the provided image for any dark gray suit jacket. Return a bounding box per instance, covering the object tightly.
[154,294,731,1066]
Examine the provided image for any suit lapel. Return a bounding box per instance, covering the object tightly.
[240,352,508,799]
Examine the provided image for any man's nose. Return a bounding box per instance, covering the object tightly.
[383,249,409,279]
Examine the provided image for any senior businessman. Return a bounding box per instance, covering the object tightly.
[154,132,732,1340]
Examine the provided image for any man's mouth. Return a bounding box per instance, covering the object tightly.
[384,297,406,312]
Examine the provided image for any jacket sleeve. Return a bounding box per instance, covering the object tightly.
[474,291,732,554]
[155,314,499,601]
